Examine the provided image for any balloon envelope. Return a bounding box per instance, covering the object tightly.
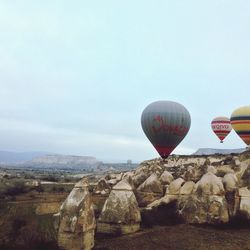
[141,100,191,159]
[230,106,250,146]
[211,116,232,143]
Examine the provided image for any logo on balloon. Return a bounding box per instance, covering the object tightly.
[152,115,189,136]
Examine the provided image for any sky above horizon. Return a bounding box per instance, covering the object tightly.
[0,1,250,162]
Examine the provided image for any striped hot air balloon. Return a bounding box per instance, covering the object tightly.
[230,106,250,146]
[141,100,191,159]
[211,116,232,143]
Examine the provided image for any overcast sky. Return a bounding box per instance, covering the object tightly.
[0,1,250,162]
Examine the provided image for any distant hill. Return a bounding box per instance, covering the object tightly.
[23,154,103,170]
[193,148,246,156]
[0,151,136,172]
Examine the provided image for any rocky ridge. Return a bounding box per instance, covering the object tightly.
[56,151,250,249]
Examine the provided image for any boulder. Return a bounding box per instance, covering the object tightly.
[107,179,118,186]
[179,181,195,195]
[136,173,164,207]
[241,161,250,188]
[182,165,196,181]
[239,187,250,219]
[133,171,149,188]
[147,179,190,209]
[222,172,238,192]
[194,172,224,196]
[94,178,110,194]
[167,178,185,195]
[222,172,239,217]
[178,195,229,224]
[56,178,96,250]
[159,171,174,185]
[178,172,229,224]
[206,165,217,175]
[97,180,141,235]
[216,165,234,177]
[137,173,163,194]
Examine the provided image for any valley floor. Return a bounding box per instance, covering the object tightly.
[94,224,250,250]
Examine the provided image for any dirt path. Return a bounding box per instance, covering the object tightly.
[94,224,250,250]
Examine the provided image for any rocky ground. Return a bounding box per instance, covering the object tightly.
[94,224,250,250]
[0,191,68,250]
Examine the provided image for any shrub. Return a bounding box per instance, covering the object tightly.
[51,186,65,192]
[35,185,44,193]
[4,181,27,196]
[41,175,59,182]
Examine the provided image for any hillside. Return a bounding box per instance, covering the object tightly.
[193,148,246,155]
[23,154,103,170]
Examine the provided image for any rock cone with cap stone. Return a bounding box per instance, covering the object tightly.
[54,178,96,250]
[97,179,141,235]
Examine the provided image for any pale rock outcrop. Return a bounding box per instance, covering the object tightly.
[206,165,217,175]
[233,157,241,167]
[223,172,238,192]
[107,178,118,186]
[114,151,250,226]
[216,165,235,176]
[94,178,110,195]
[178,171,229,224]
[122,171,134,180]
[239,187,250,219]
[194,172,224,196]
[137,173,163,194]
[136,173,164,206]
[122,174,135,189]
[179,181,195,195]
[147,180,194,209]
[240,160,250,187]
[167,178,185,195]
[159,171,174,185]
[150,164,163,177]
[147,178,185,209]
[222,172,239,217]
[97,180,141,235]
[55,179,96,250]
[182,165,196,181]
[133,171,148,188]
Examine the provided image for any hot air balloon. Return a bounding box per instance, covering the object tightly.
[230,105,250,146]
[141,100,191,159]
[211,116,232,143]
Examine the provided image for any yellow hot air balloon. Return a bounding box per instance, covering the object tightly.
[230,106,250,146]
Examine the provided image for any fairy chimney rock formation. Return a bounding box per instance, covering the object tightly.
[178,169,229,224]
[159,170,174,185]
[55,178,96,250]
[97,180,141,235]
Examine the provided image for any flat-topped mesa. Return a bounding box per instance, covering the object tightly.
[97,179,141,235]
